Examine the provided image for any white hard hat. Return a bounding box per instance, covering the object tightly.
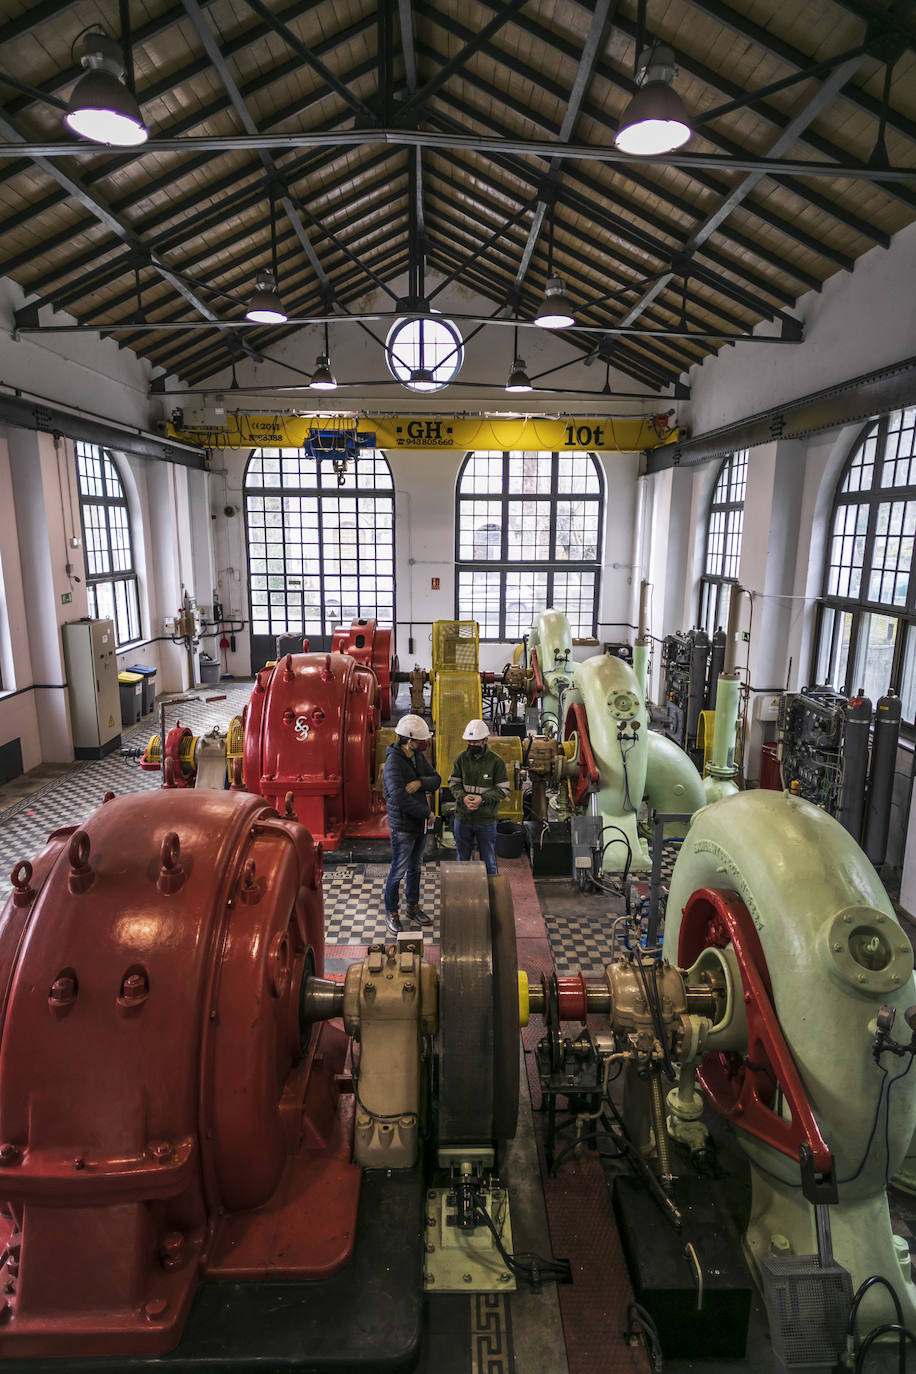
[462,718,489,742]
[395,713,431,741]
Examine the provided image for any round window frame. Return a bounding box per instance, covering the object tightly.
[385,315,464,392]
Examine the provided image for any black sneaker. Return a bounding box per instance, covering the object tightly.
[385,910,402,935]
[407,903,432,927]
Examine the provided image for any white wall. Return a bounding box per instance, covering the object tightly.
[0,427,213,768]
[680,219,916,437]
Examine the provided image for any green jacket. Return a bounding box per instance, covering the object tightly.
[448,746,510,823]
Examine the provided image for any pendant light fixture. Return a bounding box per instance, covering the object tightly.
[534,204,575,329]
[65,31,148,146]
[614,43,692,156]
[505,326,533,392]
[246,188,287,324]
[310,323,337,390]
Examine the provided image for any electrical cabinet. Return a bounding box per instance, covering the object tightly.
[63,618,122,758]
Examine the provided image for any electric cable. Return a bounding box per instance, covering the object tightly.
[472,1200,572,1287]
[627,1301,664,1373]
[846,1274,906,1374]
[853,1324,916,1374]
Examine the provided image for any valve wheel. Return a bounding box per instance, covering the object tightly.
[438,864,519,1147]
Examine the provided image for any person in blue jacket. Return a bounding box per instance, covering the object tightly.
[382,713,441,935]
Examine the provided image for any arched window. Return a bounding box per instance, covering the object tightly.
[698,450,747,636]
[814,409,916,717]
[455,451,603,641]
[244,448,395,663]
[76,441,140,646]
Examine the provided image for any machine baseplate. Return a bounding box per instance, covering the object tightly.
[0,1170,424,1374]
[424,1184,517,1293]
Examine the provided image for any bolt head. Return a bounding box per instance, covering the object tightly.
[463,1273,473,1283]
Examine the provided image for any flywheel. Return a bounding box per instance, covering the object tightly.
[438,863,519,1148]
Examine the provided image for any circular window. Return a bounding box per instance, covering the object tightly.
[386,316,464,392]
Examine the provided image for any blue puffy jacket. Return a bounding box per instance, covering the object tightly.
[382,741,441,834]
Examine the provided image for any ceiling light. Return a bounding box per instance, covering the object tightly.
[245,271,286,324]
[408,366,438,391]
[615,45,692,156]
[65,33,148,146]
[506,358,532,392]
[310,355,337,390]
[535,278,575,329]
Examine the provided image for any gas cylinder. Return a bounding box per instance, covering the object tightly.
[0,790,358,1359]
[837,691,872,843]
[243,651,385,847]
[864,688,902,866]
[330,617,395,718]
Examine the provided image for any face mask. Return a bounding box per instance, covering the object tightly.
[468,743,485,758]
[412,739,428,752]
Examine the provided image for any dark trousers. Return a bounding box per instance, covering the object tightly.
[453,817,498,875]
[384,828,427,913]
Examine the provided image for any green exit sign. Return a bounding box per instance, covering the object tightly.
[61,591,72,604]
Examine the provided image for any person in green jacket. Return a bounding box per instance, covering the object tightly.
[448,719,509,875]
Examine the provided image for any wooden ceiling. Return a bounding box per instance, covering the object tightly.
[1,0,915,395]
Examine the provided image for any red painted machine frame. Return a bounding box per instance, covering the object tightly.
[0,790,360,1359]
[679,886,832,1173]
[330,617,396,719]
[243,651,388,848]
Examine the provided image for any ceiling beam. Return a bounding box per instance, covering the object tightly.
[677,0,916,146]
[0,106,265,362]
[478,0,911,230]
[512,0,615,295]
[397,0,529,118]
[617,51,867,331]
[418,26,838,291]
[180,0,334,300]
[3,127,913,182]
[241,0,376,124]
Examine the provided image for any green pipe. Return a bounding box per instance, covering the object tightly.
[704,673,740,802]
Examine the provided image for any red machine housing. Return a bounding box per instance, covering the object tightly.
[330,617,395,719]
[243,650,387,848]
[0,790,359,1359]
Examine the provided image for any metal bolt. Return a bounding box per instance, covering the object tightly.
[73,1157,85,1171]
[426,1273,435,1284]
[427,1190,436,1200]
[832,943,843,953]
[425,1243,435,1253]
[144,1299,168,1321]
[50,975,75,1000]
[426,1216,436,1226]
[744,992,751,1003]
[0,1145,20,1168]
[499,1272,511,1283]
[857,974,867,984]
[151,1140,173,1161]
[463,1273,473,1284]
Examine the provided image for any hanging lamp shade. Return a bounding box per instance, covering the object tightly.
[310,354,337,390]
[506,358,533,392]
[65,33,147,146]
[245,271,287,324]
[409,366,438,391]
[535,278,575,329]
[614,45,692,156]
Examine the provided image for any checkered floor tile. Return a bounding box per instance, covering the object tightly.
[323,862,441,944]
[542,834,678,977]
[0,685,252,900]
